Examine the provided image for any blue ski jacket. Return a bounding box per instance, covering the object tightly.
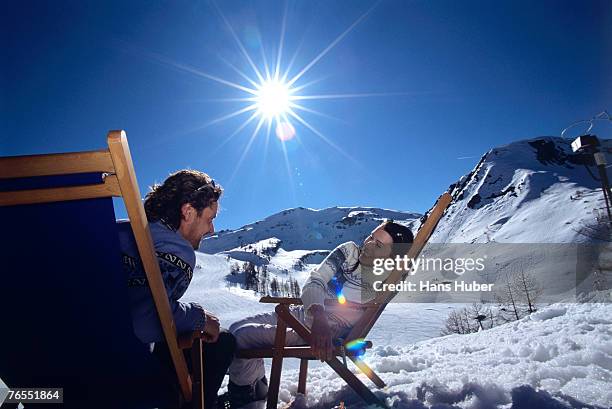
[117,220,206,344]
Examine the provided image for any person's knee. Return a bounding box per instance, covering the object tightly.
[231,325,256,349]
[217,330,237,354]
[228,320,241,334]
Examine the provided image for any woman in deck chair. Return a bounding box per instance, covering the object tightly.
[117,169,236,409]
[222,221,413,408]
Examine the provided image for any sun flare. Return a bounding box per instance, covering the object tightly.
[255,79,292,119]
[154,2,385,182]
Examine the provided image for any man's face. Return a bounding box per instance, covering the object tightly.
[179,201,218,249]
[359,225,394,266]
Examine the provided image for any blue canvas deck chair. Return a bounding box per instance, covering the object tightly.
[0,131,205,409]
[237,192,453,409]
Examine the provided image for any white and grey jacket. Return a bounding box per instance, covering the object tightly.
[301,241,375,330]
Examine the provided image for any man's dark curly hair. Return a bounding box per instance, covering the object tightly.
[144,170,223,231]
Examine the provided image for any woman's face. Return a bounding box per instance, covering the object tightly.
[359,225,393,266]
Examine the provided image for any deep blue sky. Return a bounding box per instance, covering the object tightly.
[2,1,610,230]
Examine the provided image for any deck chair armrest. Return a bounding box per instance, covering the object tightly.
[258,296,377,309]
[176,333,205,407]
[259,296,303,304]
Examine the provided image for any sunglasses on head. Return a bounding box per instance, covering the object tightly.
[194,179,217,193]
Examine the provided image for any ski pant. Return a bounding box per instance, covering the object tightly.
[154,329,236,409]
[228,307,350,387]
[228,308,307,386]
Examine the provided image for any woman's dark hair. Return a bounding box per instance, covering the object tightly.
[382,221,414,244]
[351,221,414,272]
[382,221,414,258]
[144,169,223,231]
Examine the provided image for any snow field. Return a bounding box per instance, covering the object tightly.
[275,300,611,408]
[184,253,611,408]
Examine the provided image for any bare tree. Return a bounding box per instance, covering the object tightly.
[442,304,489,335]
[488,307,495,329]
[495,271,522,322]
[511,267,542,314]
[592,267,610,291]
[442,309,465,335]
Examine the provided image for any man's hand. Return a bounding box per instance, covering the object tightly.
[309,305,333,361]
[202,311,220,343]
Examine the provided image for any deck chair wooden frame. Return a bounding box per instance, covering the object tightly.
[0,130,205,408]
[237,192,452,408]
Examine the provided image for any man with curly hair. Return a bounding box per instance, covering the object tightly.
[117,169,235,409]
[221,221,414,408]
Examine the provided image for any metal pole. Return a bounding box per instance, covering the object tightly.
[594,152,612,225]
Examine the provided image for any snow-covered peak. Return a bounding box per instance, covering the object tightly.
[433,136,612,243]
[203,136,611,254]
[200,206,421,254]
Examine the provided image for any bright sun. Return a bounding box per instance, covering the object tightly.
[255,79,291,119]
[158,2,384,181]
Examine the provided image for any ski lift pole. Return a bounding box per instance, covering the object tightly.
[565,111,612,225]
[594,151,612,224]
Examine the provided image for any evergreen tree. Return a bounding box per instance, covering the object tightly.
[244,262,258,291]
[270,277,279,296]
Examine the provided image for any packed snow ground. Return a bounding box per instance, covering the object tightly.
[285,299,612,409]
[183,253,612,408]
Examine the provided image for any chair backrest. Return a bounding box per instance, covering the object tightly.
[347,192,453,341]
[0,131,192,408]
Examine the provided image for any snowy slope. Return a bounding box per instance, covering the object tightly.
[186,253,276,324]
[183,254,611,408]
[183,253,453,354]
[433,136,612,244]
[276,295,612,409]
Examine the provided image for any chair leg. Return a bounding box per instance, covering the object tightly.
[267,317,287,409]
[274,304,385,407]
[326,357,386,408]
[191,339,205,409]
[298,359,308,395]
[349,356,386,388]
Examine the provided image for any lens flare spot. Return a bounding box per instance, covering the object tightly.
[275,121,296,141]
[345,338,367,351]
[338,294,347,304]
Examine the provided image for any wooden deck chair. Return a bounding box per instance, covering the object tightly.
[0,131,206,409]
[237,192,452,408]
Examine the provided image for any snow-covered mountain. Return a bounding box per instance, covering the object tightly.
[201,206,421,255]
[434,136,612,244]
[198,136,611,305]
[203,136,612,256]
